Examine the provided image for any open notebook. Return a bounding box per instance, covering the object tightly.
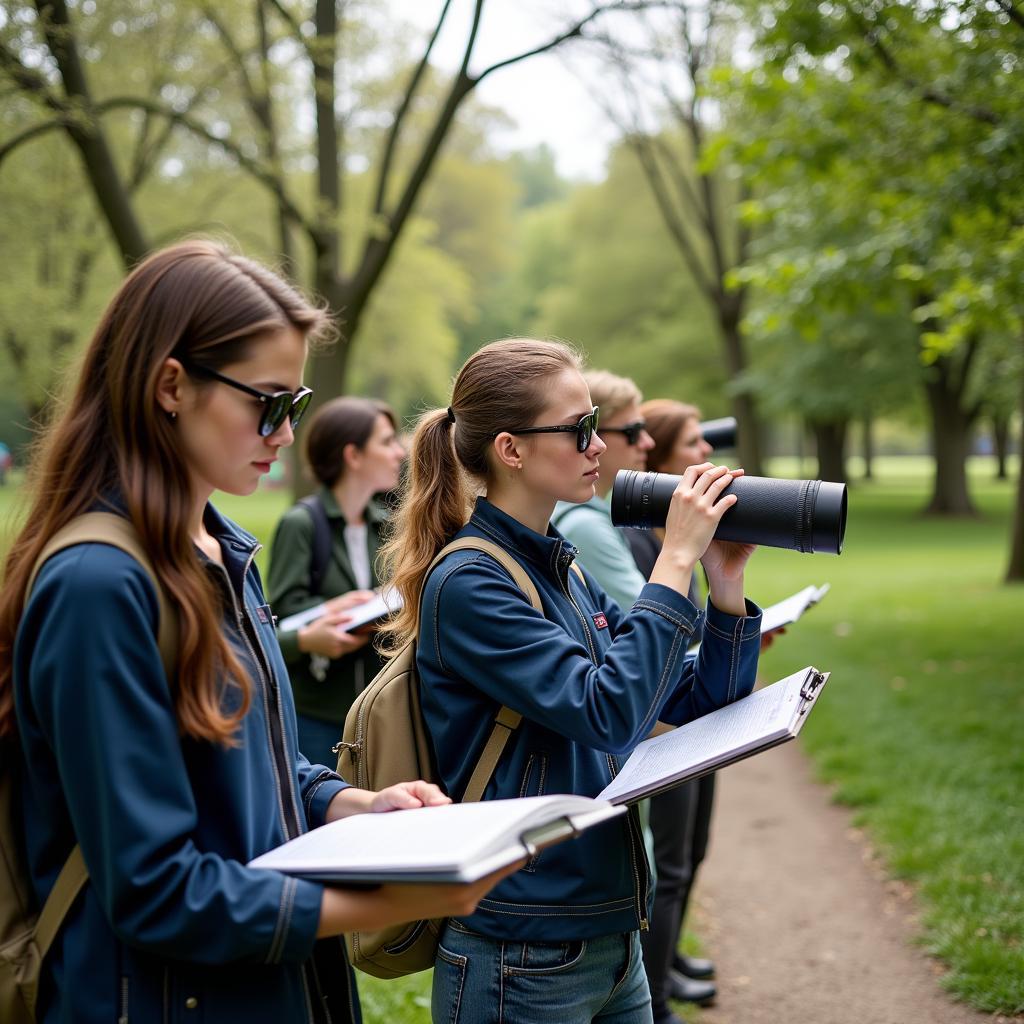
[598,666,829,805]
[276,589,403,635]
[248,795,625,884]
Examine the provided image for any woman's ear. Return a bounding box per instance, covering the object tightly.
[155,357,188,416]
[491,432,524,472]
[342,441,362,472]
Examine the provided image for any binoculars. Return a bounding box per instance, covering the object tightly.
[611,469,848,555]
[698,417,737,449]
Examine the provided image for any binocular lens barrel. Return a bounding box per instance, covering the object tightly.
[698,417,737,449]
[611,470,848,555]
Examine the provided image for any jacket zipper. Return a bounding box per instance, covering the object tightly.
[556,552,598,664]
[606,753,650,931]
[213,550,303,840]
[119,976,129,1024]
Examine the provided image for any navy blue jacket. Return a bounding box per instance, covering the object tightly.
[13,505,357,1024]
[417,498,762,942]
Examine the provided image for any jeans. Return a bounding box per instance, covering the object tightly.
[432,921,652,1024]
[296,712,344,770]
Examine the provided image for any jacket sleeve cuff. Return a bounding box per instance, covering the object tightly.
[633,582,701,633]
[271,875,325,963]
[703,597,762,642]
[277,627,302,663]
[304,771,350,828]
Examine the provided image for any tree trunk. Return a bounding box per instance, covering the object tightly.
[719,310,764,476]
[1006,339,1024,582]
[922,360,977,516]
[37,0,148,266]
[811,417,848,483]
[992,413,1010,481]
[862,415,874,480]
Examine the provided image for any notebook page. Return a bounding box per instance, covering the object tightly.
[598,668,812,804]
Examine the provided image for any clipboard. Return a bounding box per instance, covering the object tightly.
[598,667,831,805]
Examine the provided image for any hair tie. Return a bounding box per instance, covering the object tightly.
[446,406,456,425]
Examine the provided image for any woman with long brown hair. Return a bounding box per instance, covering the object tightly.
[379,338,763,1024]
[0,240,509,1024]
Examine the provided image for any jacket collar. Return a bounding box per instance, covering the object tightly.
[468,497,578,579]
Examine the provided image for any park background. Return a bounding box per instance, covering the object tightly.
[0,0,1021,1018]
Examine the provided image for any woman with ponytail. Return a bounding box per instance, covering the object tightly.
[0,240,511,1024]
[379,338,763,1024]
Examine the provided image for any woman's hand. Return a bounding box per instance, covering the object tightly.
[326,781,450,821]
[298,612,370,658]
[649,463,743,597]
[700,539,756,617]
[325,590,376,614]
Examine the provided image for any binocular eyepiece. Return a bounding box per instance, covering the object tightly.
[611,469,848,555]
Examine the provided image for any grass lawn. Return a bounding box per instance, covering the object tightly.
[0,456,1020,1016]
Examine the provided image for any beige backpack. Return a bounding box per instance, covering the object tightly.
[335,537,577,979]
[0,513,177,1023]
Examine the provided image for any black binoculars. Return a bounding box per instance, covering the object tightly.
[698,417,737,449]
[611,469,848,554]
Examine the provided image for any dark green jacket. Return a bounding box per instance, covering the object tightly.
[268,488,388,725]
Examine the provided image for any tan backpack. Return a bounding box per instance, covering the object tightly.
[0,513,177,1023]
[335,537,575,979]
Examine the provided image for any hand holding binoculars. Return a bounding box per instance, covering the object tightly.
[611,469,848,555]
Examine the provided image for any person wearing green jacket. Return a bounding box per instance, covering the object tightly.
[268,396,405,764]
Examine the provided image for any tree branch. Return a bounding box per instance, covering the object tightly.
[95,96,315,238]
[992,0,1024,33]
[372,0,453,216]
[843,1,1000,125]
[0,116,67,167]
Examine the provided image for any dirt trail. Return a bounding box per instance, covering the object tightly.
[694,742,1010,1024]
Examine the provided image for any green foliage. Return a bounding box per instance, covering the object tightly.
[528,143,727,411]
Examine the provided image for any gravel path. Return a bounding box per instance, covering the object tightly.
[693,742,1014,1024]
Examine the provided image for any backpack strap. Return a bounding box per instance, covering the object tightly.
[297,494,333,598]
[423,537,551,803]
[23,512,180,964]
[28,512,178,682]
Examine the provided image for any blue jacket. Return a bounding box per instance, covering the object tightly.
[417,498,762,942]
[14,505,356,1024]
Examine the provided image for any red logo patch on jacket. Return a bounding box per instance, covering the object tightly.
[592,612,609,630]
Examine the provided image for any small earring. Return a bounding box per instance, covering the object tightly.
[169,411,177,421]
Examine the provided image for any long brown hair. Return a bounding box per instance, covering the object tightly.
[378,338,581,650]
[640,398,702,473]
[0,239,330,744]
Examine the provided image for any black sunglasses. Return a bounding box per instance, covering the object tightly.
[502,406,600,454]
[182,362,313,438]
[600,420,647,446]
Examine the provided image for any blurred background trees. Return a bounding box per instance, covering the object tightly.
[0,0,1021,573]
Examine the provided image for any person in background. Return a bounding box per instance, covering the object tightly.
[381,338,762,1024]
[550,369,655,611]
[268,396,405,766]
[0,240,510,1024]
[622,400,730,1020]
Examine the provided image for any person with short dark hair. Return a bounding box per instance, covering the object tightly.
[268,396,405,766]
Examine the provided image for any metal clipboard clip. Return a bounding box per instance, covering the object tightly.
[798,669,827,715]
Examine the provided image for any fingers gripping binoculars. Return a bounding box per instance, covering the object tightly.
[611,470,848,555]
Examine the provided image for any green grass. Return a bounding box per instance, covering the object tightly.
[1,457,1021,1016]
[747,462,1023,1015]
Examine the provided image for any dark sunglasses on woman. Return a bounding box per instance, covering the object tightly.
[501,406,600,453]
[181,361,314,438]
[600,421,647,445]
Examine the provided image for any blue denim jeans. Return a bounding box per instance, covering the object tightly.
[432,921,653,1024]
